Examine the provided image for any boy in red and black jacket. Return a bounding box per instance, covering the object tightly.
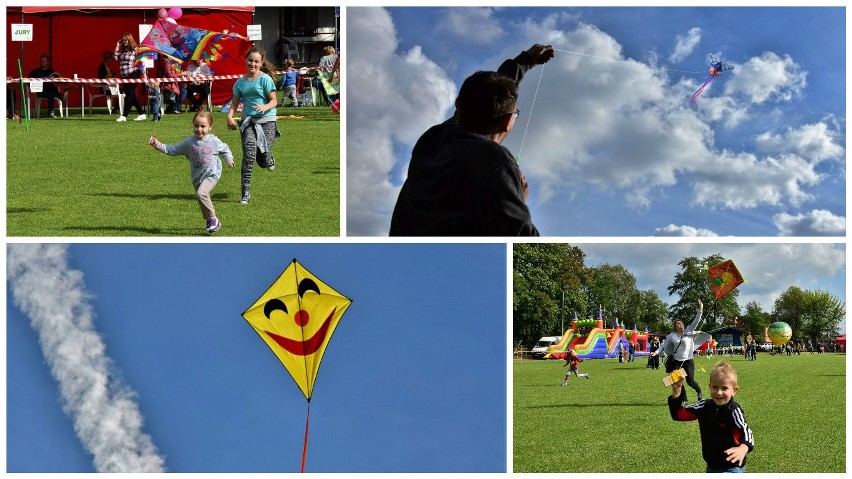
[668,360,754,472]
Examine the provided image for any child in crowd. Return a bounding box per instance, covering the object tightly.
[226,47,280,204]
[148,111,234,233]
[280,58,299,107]
[561,349,590,386]
[147,80,162,122]
[668,360,754,473]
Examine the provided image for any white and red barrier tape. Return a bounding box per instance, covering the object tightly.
[7,68,330,84]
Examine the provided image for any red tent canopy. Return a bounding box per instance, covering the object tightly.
[7,7,254,107]
[834,335,845,345]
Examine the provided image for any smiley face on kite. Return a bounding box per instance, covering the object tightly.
[242,260,352,400]
[260,278,341,357]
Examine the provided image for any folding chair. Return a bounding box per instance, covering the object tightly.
[28,90,66,118]
[86,83,124,116]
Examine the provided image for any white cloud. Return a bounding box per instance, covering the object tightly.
[755,120,845,163]
[669,27,701,63]
[347,8,457,236]
[653,224,718,236]
[773,209,846,236]
[724,52,807,104]
[691,152,820,209]
[439,8,505,44]
[7,244,166,473]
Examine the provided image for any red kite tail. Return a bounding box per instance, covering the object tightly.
[301,402,311,473]
[690,74,714,105]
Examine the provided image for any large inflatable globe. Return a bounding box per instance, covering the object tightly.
[767,321,792,346]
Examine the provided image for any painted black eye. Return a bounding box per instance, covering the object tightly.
[264,298,288,319]
[298,278,320,297]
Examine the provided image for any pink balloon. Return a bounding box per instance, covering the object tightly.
[167,7,182,20]
[157,8,168,19]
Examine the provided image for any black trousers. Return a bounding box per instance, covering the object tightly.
[121,70,144,116]
[665,357,703,399]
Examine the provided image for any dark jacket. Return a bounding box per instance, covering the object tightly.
[669,391,754,470]
[389,52,539,236]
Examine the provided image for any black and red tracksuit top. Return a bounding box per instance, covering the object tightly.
[668,391,755,470]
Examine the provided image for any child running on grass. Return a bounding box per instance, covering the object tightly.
[561,349,590,386]
[668,360,754,473]
[226,47,280,204]
[148,110,234,233]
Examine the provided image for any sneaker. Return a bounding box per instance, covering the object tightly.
[134,114,147,121]
[116,116,127,122]
[268,164,275,171]
[48,111,55,118]
[239,192,250,205]
[585,374,590,379]
[206,217,221,233]
[561,382,567,387]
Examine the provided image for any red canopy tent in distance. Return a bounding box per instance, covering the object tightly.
[6,6,254,107]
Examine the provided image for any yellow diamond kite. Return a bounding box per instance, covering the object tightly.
[242,259,352,401]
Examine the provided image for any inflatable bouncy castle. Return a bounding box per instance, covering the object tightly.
[545,316,650,360]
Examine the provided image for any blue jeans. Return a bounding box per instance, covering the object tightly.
[706,465,745,473]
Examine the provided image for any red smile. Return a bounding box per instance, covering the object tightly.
[263,308,337,356]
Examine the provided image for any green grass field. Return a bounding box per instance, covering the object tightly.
[514,353,845,473]
[7,99,340,236]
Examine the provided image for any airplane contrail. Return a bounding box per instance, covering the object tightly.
[8,244,166,472]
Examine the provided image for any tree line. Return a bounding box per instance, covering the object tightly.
[513,244,845,350]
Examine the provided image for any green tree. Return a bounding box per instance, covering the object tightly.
[587,263,638,324]
[770,286,808,341]
[739,301,771,339]
[634,289,669,332]
[801,290,845,340]
[513,244,591,348]
[773,287,845,341]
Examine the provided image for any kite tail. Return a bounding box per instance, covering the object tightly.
[689,74,714,105]
[300,402,311,473]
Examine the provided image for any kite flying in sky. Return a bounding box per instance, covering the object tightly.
[690,53,734,105]
[242,259,352,472]
[707,259,744,300]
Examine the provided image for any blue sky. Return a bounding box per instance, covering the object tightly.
[347,7,845,236]
[7,243,508,473]
[576,242,846,333]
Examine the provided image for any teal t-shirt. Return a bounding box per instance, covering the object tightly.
[233,73,277,119]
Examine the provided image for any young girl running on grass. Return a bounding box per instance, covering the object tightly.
[561,349,590,386]
[148,110,234,233]
[226,47,280,204]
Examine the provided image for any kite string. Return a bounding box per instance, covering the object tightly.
[551,47,707,74]
[516,61,545,163]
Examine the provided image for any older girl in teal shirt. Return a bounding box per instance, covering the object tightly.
[226,47,280,204]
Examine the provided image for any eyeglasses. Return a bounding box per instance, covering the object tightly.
[513,108,520,119]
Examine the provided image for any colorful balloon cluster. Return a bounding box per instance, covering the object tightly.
[157,7,183,25]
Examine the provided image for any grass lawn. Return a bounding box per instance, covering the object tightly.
[7,99,340,236]
[513,353,845,473]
